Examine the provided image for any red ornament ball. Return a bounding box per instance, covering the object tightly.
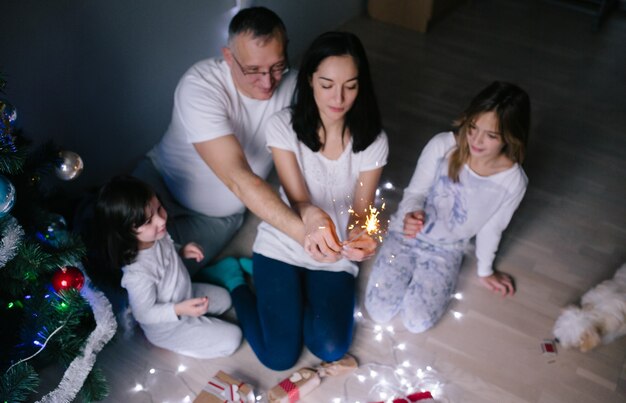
[51,266,85,292]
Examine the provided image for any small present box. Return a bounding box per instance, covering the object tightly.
[194,371,255,403]
[267,368,321,403]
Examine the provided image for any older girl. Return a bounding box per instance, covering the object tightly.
[365,81,530,333]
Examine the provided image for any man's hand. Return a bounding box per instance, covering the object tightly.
[479,272,515,296]
[174,296,209,317]
[301,206,342,263]
[403,210,426,238]
[181,242,204,262]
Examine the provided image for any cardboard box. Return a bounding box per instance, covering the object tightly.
[368,0,466,33]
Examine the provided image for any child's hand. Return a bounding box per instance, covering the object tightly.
[479,272,515,296]
[175,296,209,317]
[342,229,378,262]
[182,242,204,262]
[403,210,425,238]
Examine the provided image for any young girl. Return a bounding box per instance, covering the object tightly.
[365,81,530,333]
[95,175,242,359]
[206,32,389,370]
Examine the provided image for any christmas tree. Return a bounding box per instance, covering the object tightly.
[0,76,116,402]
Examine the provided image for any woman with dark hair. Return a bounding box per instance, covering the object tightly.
[365,81,530,334]
[205,31,388,370]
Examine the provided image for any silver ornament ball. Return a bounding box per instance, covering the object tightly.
[55,150,84,181]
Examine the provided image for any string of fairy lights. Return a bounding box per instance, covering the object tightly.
[122,299,463,402]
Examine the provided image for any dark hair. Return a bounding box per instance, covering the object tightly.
[95,175,155,270]
[228,6,288,48]
[448,81,530,181]
[292,31,382,153]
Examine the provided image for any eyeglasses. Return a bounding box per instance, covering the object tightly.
[231,54,290,80]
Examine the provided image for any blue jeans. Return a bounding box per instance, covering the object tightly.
[231,253,356,370]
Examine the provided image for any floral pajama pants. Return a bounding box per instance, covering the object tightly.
[365,231,465,333]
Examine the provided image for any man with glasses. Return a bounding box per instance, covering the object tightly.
[134,7,341,275]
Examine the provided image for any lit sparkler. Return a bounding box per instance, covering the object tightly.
[347,204,386,242]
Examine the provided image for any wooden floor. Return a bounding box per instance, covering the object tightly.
[40,1,626,402]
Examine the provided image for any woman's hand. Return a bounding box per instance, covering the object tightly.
[342,228,377,262]
[403,210,425,238]
[301,206,342,263]
[174,296,209,317]
[479,272,515,296]
[181,242,204,262]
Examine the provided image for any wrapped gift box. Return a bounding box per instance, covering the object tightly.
[268,368,321,403]
[194,371,255,403]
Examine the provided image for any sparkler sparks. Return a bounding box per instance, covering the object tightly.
[347,204,387,242]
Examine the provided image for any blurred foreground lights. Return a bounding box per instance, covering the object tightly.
[452,310,463,319]
[369,369,378,378]
[177,364,187,372]
[386,325,394,333]
[454,292,463,300]
[354,310,363,319]
[374,325,382,332]
[375,333,383,342]
[357,374,366,383]
[183,396,191,402]
[333,398,342,403]
[149,368,156,374]
[384,182,394,189]
[396,343,406,350]
[402,360,411,367]
[133,383,144,392]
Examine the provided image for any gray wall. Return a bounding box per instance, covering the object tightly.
[1,0,365,189]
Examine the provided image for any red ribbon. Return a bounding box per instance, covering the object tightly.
[370,390,433,403]
[205,378,246,402]
[407,391,433,401]
[278,378,300,403]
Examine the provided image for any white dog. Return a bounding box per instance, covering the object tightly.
[553,263,626,352]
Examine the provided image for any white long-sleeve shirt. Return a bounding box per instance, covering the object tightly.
[120,234,241,359]
[121,234,192,325]
[390,131,528,276]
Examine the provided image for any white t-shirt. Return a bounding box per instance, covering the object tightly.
[392,131,528,276]
[149,58,297,217]
[252,109,389,276]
